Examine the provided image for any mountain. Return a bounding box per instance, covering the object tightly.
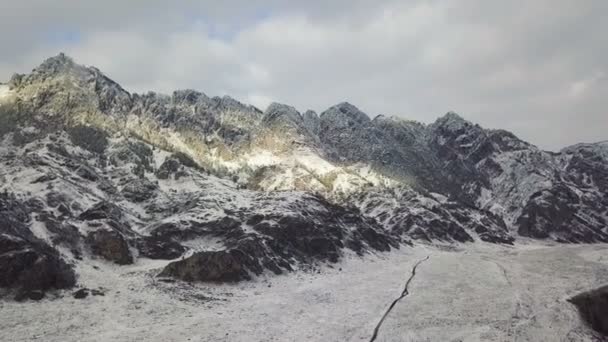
[0,54,606,299]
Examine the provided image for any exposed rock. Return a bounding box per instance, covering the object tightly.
[0,194,76,298]
[155,157,181,179]
[85,230,133,265]
[121,178,158,202]
[135,236,186,260]
[569,285,608,336]
[108,140,154,176]
[76,164,98,181]
[67,125,108,154]
[159,250,250,282]
[15,290,45,301]
[91,288,105,296]
[73,288,89,299]
[0,235,76,299]
[516,184,608,243]
[79,202,123,221]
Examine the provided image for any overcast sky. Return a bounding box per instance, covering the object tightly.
[1,1,606,150]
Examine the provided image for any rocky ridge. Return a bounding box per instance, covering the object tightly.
[0,54,606,297]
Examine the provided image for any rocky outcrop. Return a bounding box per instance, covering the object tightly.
[85,230,133,265]
[569,285,608,336]
[0,233,76,300]
[516,184,608,243]
[352,188,513,244]
[121,178,158,202]
[0,193,76,299]
[159,250,251,282]
[135,236,186,260]
[79,202,124,221]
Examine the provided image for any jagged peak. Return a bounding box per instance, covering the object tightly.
[41,52,75,67]
[215,95,263,115]
[440,111,465,122]
[432,111,472,131]
[303,109,319,119]
[562,140,608,156]
[172,89,209,105]
[263,102,303,125]
[219,95,248,109]
[21,53,132,98]
[33,52,80,75]
[320,102,370,125]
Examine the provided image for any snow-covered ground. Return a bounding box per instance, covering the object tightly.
[1,242,607,341]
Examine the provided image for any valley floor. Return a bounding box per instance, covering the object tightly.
[1,242,607,342]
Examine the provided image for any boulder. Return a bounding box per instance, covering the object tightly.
[136,236,186,260]
[73,288,89,299]
[569,285,608,336]
[159,250,250,282]
[85,230,133,265]
[0,194,76,299]
[0,234,76,299]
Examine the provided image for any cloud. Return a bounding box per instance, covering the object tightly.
[0,0,606,150]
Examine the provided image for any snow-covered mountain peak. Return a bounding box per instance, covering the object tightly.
[36,52,78,74]
[0,54,607,270]
[263,102,303,126]
[320,102,371,128]
[432,111,472,131]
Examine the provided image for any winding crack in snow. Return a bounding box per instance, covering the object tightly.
[369,256,430,342]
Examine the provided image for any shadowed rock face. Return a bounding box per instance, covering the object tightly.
[569,285,608,336]
[85,230,133,265]
[159,250,250,282]
[0,193,76,299]
[0,233,76,299]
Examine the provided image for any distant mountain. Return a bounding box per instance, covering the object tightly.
[0,54,606,299]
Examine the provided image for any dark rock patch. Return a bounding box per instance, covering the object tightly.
[76,165,98,181]
[569,285,608,336]
[67,125,108,154]
[0,193,76,299]
[15,290,45,301]
[79,202,123,221]
[159,250,250,282]
[155,157,182,180]
[135,236,186,260]
[73,288,89,299]
[517,184,608,243]
[85,230,133,265]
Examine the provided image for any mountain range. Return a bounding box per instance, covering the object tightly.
[0,53,607,300]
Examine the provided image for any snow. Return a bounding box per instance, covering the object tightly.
[244,150,281,168]
[295,152,336,175]
[0,243,605,342]
[429,192,447,203]
[29,220,52,244]
[0,84,11,102]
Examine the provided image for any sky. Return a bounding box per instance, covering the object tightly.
[0,1,606,150]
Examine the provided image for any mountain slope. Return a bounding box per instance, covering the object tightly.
[0,54,606,297]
